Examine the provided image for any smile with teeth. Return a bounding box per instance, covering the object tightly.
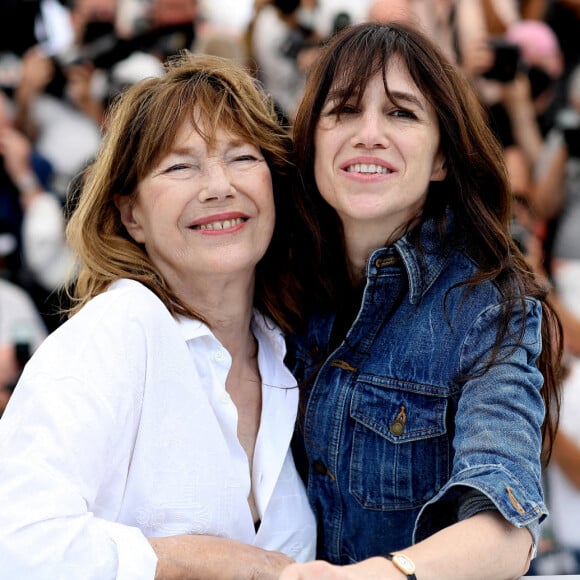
[192,217,246,231]
[346,163,391,174]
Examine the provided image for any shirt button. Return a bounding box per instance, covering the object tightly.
[219,392,230,404]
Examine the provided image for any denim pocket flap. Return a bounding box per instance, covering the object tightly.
[350,379,447,443]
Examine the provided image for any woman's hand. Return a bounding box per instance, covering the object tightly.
[279,557,393,580]
[279,561,348,579]
[17,46,55,99]
[0,125,33,180]
[149,534,295,580]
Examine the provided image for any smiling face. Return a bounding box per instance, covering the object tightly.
[313,55,447,250]
[117,120,275,296]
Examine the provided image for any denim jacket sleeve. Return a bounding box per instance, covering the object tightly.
[414,296,547,546]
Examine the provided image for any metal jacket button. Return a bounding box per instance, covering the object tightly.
[389,421,405,436]
[390,405,407,436]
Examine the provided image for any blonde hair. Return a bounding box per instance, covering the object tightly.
[66,52,301,328]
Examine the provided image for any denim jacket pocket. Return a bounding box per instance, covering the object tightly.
[349,378,450,510]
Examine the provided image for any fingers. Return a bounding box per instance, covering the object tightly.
[278,560,347,579]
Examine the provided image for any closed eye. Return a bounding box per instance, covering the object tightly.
[164,163,195,173]
[234,154,260,162]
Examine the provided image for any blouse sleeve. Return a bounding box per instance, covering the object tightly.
[0,308,158,579]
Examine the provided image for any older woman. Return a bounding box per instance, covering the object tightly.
[0,53,316,579]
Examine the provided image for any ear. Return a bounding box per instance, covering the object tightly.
[431,152,447,182]
[115,194,146,244]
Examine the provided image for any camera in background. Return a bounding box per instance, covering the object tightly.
[483,39,521,83]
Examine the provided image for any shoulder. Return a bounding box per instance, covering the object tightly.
[37,280,176,361]
[76,279,170,321]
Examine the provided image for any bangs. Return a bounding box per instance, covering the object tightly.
[138,75,263,174]
[322,52,406,115]
[115,56,290,188]
[317,24,413,114]
[184,83,257,147]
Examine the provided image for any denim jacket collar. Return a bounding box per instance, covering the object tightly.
[365,212,455,305]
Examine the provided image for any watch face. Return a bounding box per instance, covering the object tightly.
[393,554,416,574]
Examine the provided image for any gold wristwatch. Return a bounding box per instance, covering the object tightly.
[384,552,417,579]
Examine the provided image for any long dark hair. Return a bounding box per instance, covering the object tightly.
[293,22,562,464]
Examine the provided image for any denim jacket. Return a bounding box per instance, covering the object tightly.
[287,217,547,564]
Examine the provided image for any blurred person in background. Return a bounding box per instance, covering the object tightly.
[0,90,72,331]
[249,0,322,124]
[366,0,499,93]
[9,0,197,199]
[0,275,48,419]
[0,91,56,281]
[529,64,580,353]
[544,0,580,111]
[497,19,564,157]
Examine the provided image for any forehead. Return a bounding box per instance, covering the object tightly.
[175,100,249,137]
[326,55,422,102]
[172,118,249,148]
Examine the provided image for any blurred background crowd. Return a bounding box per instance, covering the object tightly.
[0,0,580,574]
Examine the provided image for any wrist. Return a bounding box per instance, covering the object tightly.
[14,172,41,196]
[383,553,417,579]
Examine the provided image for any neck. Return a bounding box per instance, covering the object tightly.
[172,271,256,356]
[342,217,408,284]
[343,225,389,285]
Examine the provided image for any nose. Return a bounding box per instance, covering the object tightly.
[199,161,236,202]
[352,110,389,149]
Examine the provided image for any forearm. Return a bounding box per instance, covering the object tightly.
[386,511,532,580]
[149,535,294,580]
[545,289,580,356]
[507,104,545,167]
[280,512,532,580]
[520,0,549,19]
[13,84,40,140]
[530,143,568,220]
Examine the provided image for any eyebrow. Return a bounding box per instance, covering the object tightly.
[388,90,426,111]
[167,137,255,157]
[324,87,426,112]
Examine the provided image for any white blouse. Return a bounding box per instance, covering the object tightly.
[0,279,316,579]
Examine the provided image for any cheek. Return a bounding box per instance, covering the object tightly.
[314,164,339,210]
[257,172,276,225]
[313,128,334,188]
[313,149,333,202]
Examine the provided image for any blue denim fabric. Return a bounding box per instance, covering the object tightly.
[287,218,547,564]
